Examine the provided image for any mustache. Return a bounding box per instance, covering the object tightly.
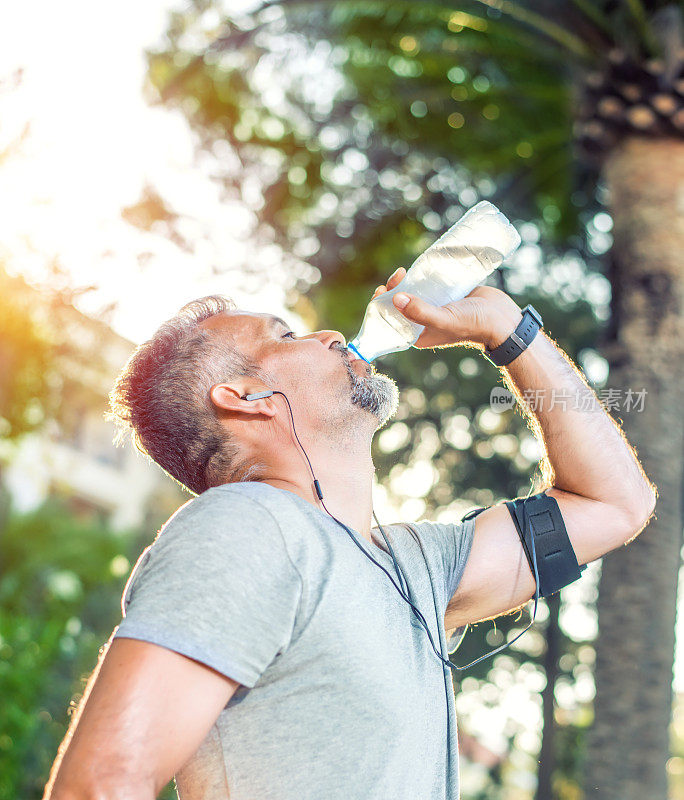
[331,341,351,363]
[332,341,374,370]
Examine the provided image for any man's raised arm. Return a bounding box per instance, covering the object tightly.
[387,283,656,629]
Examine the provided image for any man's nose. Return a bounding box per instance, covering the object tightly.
[305,330,347,349]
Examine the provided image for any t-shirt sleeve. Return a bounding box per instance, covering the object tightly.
[407,516,476,652]
[112,488,302,689]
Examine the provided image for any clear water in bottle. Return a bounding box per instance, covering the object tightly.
[347,201,521,363]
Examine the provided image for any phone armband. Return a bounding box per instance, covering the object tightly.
[505,493,586,598]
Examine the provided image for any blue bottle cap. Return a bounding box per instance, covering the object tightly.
[347,342,372,364]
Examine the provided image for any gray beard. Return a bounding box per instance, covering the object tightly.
[332,343,399,429]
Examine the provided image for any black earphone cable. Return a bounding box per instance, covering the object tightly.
[271,389,541,673]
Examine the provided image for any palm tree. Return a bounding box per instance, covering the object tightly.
[146,1,682,796]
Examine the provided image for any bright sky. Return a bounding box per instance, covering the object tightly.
[2,0,683,699]
[0,0,303,344]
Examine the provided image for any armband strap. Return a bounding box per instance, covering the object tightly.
[505,493,586,598]
[461,506,488,521]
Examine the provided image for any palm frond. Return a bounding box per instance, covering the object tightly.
[469,0,595,60]
[571,0,616,38]
[263,0,596,60]
[623,0,660,55]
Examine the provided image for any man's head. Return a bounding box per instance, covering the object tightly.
[108,295,399,495]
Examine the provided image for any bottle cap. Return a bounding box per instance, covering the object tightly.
[347,341,372,364]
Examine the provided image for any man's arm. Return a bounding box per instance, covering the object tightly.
[43,635,239,800]
[386,283,656,630]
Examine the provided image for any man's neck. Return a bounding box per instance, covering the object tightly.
[258,437,377,541]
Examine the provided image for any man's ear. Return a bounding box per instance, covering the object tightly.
[209,384,277,418]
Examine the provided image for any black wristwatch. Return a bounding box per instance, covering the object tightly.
[484,304,543,367]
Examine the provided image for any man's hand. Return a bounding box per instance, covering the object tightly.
[371,268,522,350]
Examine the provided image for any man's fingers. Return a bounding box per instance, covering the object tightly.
[371,267,406,300]
[386,267,406,291]
[392,292,461,330]
[393,292,439,321]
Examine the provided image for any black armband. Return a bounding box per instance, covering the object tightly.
[505,493,586,598]
[461,494,587,599]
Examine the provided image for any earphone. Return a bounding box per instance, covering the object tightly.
[242,388,541,674]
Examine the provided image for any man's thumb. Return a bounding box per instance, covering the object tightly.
[393,293,444,325]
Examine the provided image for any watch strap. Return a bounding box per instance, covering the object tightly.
[484,304,543,367]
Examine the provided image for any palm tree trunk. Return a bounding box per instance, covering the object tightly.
[536,592,561,800]
[583,136,684,800]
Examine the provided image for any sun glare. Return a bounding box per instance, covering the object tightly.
[0,0,293,343]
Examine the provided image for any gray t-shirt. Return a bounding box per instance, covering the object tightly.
[113,481,476,800]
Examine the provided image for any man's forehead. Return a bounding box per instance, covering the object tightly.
[198,310,287,337]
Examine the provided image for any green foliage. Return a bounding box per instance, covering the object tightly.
[141,0,680,306]
[0,268,56,442]
[0,502,176,800]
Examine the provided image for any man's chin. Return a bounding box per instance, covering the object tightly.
[348,368,399,428]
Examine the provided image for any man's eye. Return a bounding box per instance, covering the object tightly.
[282,331,297,339]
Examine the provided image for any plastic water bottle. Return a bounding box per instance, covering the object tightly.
[347,201,521,363]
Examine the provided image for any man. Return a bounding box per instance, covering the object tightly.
[43,269,655,800]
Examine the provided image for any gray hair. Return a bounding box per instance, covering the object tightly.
[107,295,272,495]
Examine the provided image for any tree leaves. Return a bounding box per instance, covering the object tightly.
[0,269,55,442]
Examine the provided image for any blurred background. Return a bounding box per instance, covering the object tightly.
[0,1,682,798]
